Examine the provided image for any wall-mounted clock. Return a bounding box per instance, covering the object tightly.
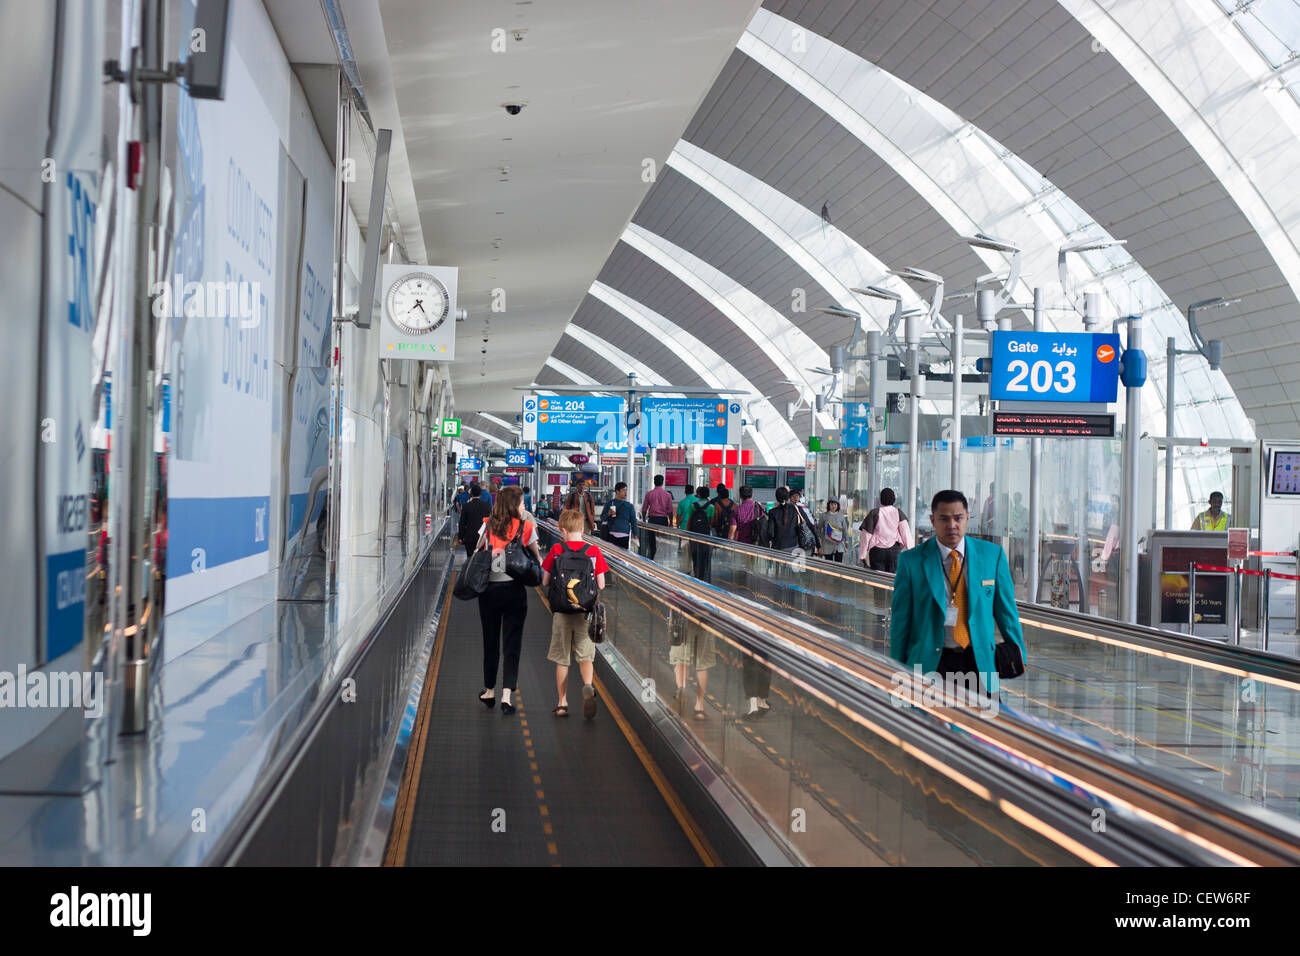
[386,271,450,335]
[379,264,458,361]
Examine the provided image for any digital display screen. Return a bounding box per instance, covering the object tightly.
[499,474,520,486]
[744,468,778,489]
[992,411,1116,438]
[1271,451,1300,495]
[785,470,806,491]
[664,466,690,488]
[545,473,568,487]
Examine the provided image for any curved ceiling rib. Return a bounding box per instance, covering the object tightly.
[544,356,602,386]
[1065,0,1300,307]
[667,141,930,326]
[741,8,1250,440]
[562,325,687,401]
[588,281,791,463]
[461,425,510,449]
[621,223,837,430]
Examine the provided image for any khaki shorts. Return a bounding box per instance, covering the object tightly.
[669,621,716,670]
[548,611,595,665]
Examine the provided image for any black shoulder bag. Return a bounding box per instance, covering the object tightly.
[503,521,542,586]
[453,528,493,600]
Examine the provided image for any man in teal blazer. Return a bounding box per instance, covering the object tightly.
[890,490,1027,692]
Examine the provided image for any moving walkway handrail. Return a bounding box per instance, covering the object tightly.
[643,523,1300,688]
[570,522,1300,866]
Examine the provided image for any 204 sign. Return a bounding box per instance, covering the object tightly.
[990,331,1121,404]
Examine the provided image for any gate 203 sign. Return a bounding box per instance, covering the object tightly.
[989,331,1121,404]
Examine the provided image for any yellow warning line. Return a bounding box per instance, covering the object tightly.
[594,671,722,867]
[384,573,456,867]
[533,586,719,866]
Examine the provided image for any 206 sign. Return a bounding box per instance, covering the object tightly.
[990,331,1121,404]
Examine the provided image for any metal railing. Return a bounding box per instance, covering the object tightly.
[539,521,1300,865]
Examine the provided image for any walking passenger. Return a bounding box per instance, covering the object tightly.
[710,484,736,538]
[768,486,816,552]
[859,487,912,573]
[789,489,822,553]
[474,486,542,715]
[563,483,597,533]
[818,498,850,562]
[676,483,701,529]
[457,484,492,559]
[599,481,638,549]
[541,509,608,719]
[730,485,762,543]
[640,474,674,560]
[890,490,1026,694]
[686,485,715,582]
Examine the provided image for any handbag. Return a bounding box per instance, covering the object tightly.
[453,535,492,601]
[994,637,1025,680]
[825,522,844,543]
[795,510,817,552]
[503,521,542,586]
[587,600,607,644]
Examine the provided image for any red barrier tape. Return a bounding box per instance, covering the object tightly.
[1249,550,1298,557]
[1192,563,1300,582]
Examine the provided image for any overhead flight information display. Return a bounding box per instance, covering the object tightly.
[992,411,1116,438]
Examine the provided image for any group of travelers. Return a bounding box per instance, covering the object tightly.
[633,475,913,574]
[458,483,609,721]
[451,469,1028,733]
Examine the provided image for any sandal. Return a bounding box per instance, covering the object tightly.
[553,705,569,718]
[693,707,707,720]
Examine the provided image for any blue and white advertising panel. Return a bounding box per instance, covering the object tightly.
[990,331,1122,404]
[38,0,104,660]
[166,25,277,609]
[530,395,626,444]
[641,397,740,446]
[505,448,535,468]
[841,402,871,449]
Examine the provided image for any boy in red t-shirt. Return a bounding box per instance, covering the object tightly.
[541,509,608,718]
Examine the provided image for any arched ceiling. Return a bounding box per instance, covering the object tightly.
[367,0,1300,457]
[532,0,1300,453]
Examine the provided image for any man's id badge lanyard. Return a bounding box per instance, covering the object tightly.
[943,552,966,628]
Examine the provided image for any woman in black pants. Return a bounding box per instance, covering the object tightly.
[474,486,542,715]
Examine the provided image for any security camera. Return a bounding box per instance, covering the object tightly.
[503,103,523,116]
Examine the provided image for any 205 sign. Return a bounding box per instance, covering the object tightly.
[990,331,1122,404]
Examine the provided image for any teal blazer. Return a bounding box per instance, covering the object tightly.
[889,536,1027,688]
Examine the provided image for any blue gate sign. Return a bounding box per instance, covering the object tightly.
[457,457,483,472]
[990,331,1122,403]
[535,395,626,443]
[641,397,737,445]
[505,448,535,468]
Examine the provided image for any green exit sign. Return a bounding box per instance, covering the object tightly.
[808,434,840,452]
[441,418,461,437]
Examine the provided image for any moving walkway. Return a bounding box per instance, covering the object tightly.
[383,522,1300,866]
[634,524,1300,826]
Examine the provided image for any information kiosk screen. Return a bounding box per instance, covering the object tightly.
[1271,451,1300,495]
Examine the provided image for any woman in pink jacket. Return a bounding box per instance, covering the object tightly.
[858,487,912,573]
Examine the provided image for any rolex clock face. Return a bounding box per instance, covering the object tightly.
[386,272,450,335]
